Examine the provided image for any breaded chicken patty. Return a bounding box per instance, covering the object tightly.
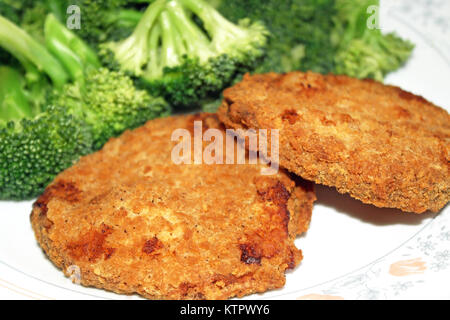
[218,72,450,213]
[31,113,315,300]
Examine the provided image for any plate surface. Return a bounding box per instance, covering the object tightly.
[0,0,449,300]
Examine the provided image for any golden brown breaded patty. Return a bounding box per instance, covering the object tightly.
[30,113,315,300]
[218,72,450,213]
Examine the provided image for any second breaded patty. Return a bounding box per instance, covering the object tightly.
[31,113,315,300]
[218,72,450,213]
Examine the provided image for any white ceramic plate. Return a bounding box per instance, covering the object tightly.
[0,0,449,300]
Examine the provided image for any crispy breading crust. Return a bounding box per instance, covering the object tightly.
[30,114,315,300]
[218,72,450,213]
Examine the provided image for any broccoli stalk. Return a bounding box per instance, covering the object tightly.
[178,0,266,56]
[0,15,68,88]
[102,0,268,108]
[146,23,163,79]
[159,10,183,69]
[163,1,214,63]
[44,14,101,86]
[105,0,166,75]
[0,66,33,123]
[44,14,100,70]
[109,9,144,30]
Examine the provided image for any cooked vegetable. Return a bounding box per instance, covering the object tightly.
[51,68,170,150]
[0,14,170,199]
[0,15,92,198]
[0,15,68,87]
[217,0,337,74]
[1,0,145,46]
[216,0,413,79]
[0,106,93,200]
[101,0,268,108]
[0,66,33,124]
[69,0,144,45]
[332,0,414,81]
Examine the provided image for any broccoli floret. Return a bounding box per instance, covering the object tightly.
[68,0,145,46]
[51,68,171,150]
[101,0,268,108]
[0,105,93,200]
[0,13,170,199]
[332,0,414,81]
[217,0,413,80]
[102,0,167,76]
[217,0,336,74]
[334,34,414,81]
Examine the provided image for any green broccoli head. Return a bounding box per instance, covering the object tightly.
[216,0,337,74]
[101,0,268,108]
[142,53,239,108]
[332,0,414,81]
[70,0,136,46]
[51,68,171,150]
[0,105,93,200]
[334,33,414,81]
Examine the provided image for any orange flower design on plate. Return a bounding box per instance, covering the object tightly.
[389,258,427,276]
